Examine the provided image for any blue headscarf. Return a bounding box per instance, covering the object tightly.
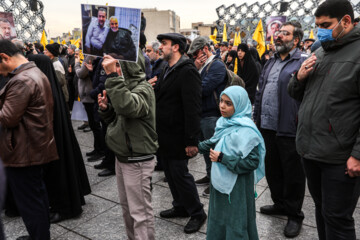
[209,86,265,195]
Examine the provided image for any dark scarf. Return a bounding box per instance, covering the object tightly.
[28,54,91,217]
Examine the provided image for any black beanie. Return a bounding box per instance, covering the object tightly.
[237,43,249,53]
[46,43,60,57]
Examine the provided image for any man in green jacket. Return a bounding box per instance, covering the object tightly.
[288,1,360,239]
[98,54,158,240]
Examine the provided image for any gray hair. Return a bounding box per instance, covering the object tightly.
[150,41,161,53]
[69,44,76,51]
[11,38,24,52]
[109,16,118,23]
[281,21,304,47]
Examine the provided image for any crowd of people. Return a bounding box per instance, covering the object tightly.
[0,0,360,239]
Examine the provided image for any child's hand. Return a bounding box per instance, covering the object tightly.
[210,148,221,162]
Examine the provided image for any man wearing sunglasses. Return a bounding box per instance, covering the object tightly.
[288,0,360,239]
[254,21,308,238]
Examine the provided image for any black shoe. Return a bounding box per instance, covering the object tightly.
[184,213,207,234]
[83,127,91,133]
[50,212,67,224]
[94,162,107,169]
[202,186,210,197]
[86,149,97,156]
[5,209,20,218]
[77,123,89,130]
[87,152,105,162]
[260,205,286,216]
[98,169,115,177]
[160,208,190,218]
[284,219,302,238]
[195,176,210,186]
[16,236,32,240]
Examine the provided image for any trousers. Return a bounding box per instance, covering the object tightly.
[200,116,218,177]
[261,129,305,221]
[162,158,205,218]
[6,165,50,240]
[115,159,155,240]
[303,159,360,240]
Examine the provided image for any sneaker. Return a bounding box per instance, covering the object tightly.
[83,126,91,132]
[195,176,210,186]
[202,186,210,197]
[77,123,89,130]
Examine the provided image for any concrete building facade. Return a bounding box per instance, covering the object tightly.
[142,8,180,43]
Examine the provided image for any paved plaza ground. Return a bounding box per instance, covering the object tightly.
[2,120,360,239]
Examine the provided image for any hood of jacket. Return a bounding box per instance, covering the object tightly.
[119,49,146,90]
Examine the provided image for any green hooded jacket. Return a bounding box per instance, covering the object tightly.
[288,26,360,164]
[99,52,158,163]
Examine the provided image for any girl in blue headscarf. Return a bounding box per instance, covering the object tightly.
[198,86,265,240]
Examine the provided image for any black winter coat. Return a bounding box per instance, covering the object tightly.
[155,56,202,160]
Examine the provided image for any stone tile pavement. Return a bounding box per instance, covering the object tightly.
[2,120,360,240]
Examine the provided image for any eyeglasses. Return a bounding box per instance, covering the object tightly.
[145,49,152,53]
[274,30,292,37]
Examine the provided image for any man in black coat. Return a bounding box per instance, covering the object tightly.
[155,33,207,234]
[102,16,136,62]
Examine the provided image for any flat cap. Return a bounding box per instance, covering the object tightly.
[187,36,208,55]
[157,33,186,51]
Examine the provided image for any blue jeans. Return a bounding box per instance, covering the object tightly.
[200,116,219,177]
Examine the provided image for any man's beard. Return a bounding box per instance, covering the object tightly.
[275,38,294,54]
[163,49,173,62]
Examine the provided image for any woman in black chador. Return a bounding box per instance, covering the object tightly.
[28,54,91,223]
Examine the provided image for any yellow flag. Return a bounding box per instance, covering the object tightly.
[309,29,314,39]
[270,34,274,45]
[233,32,238,46]
[252,19,265,58]
[49,39,54,44]
[70,39,75,45]
[237,32,241,45]
[222,23,227,42]
[209,28,218,44]
[68,31,71,37]
[234,58,238,75]
[40,30,48,47]
[61,39,66,45]
[74,38,80,48]
[267,44,269,50]
[57,37,61,44]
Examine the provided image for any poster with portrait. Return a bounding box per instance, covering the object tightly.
[81,4,140,62]
[0,12,17,40]
[266,16,286,41]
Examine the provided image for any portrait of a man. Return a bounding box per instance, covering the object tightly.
[0,13,17,40]
[81,4,140,62]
